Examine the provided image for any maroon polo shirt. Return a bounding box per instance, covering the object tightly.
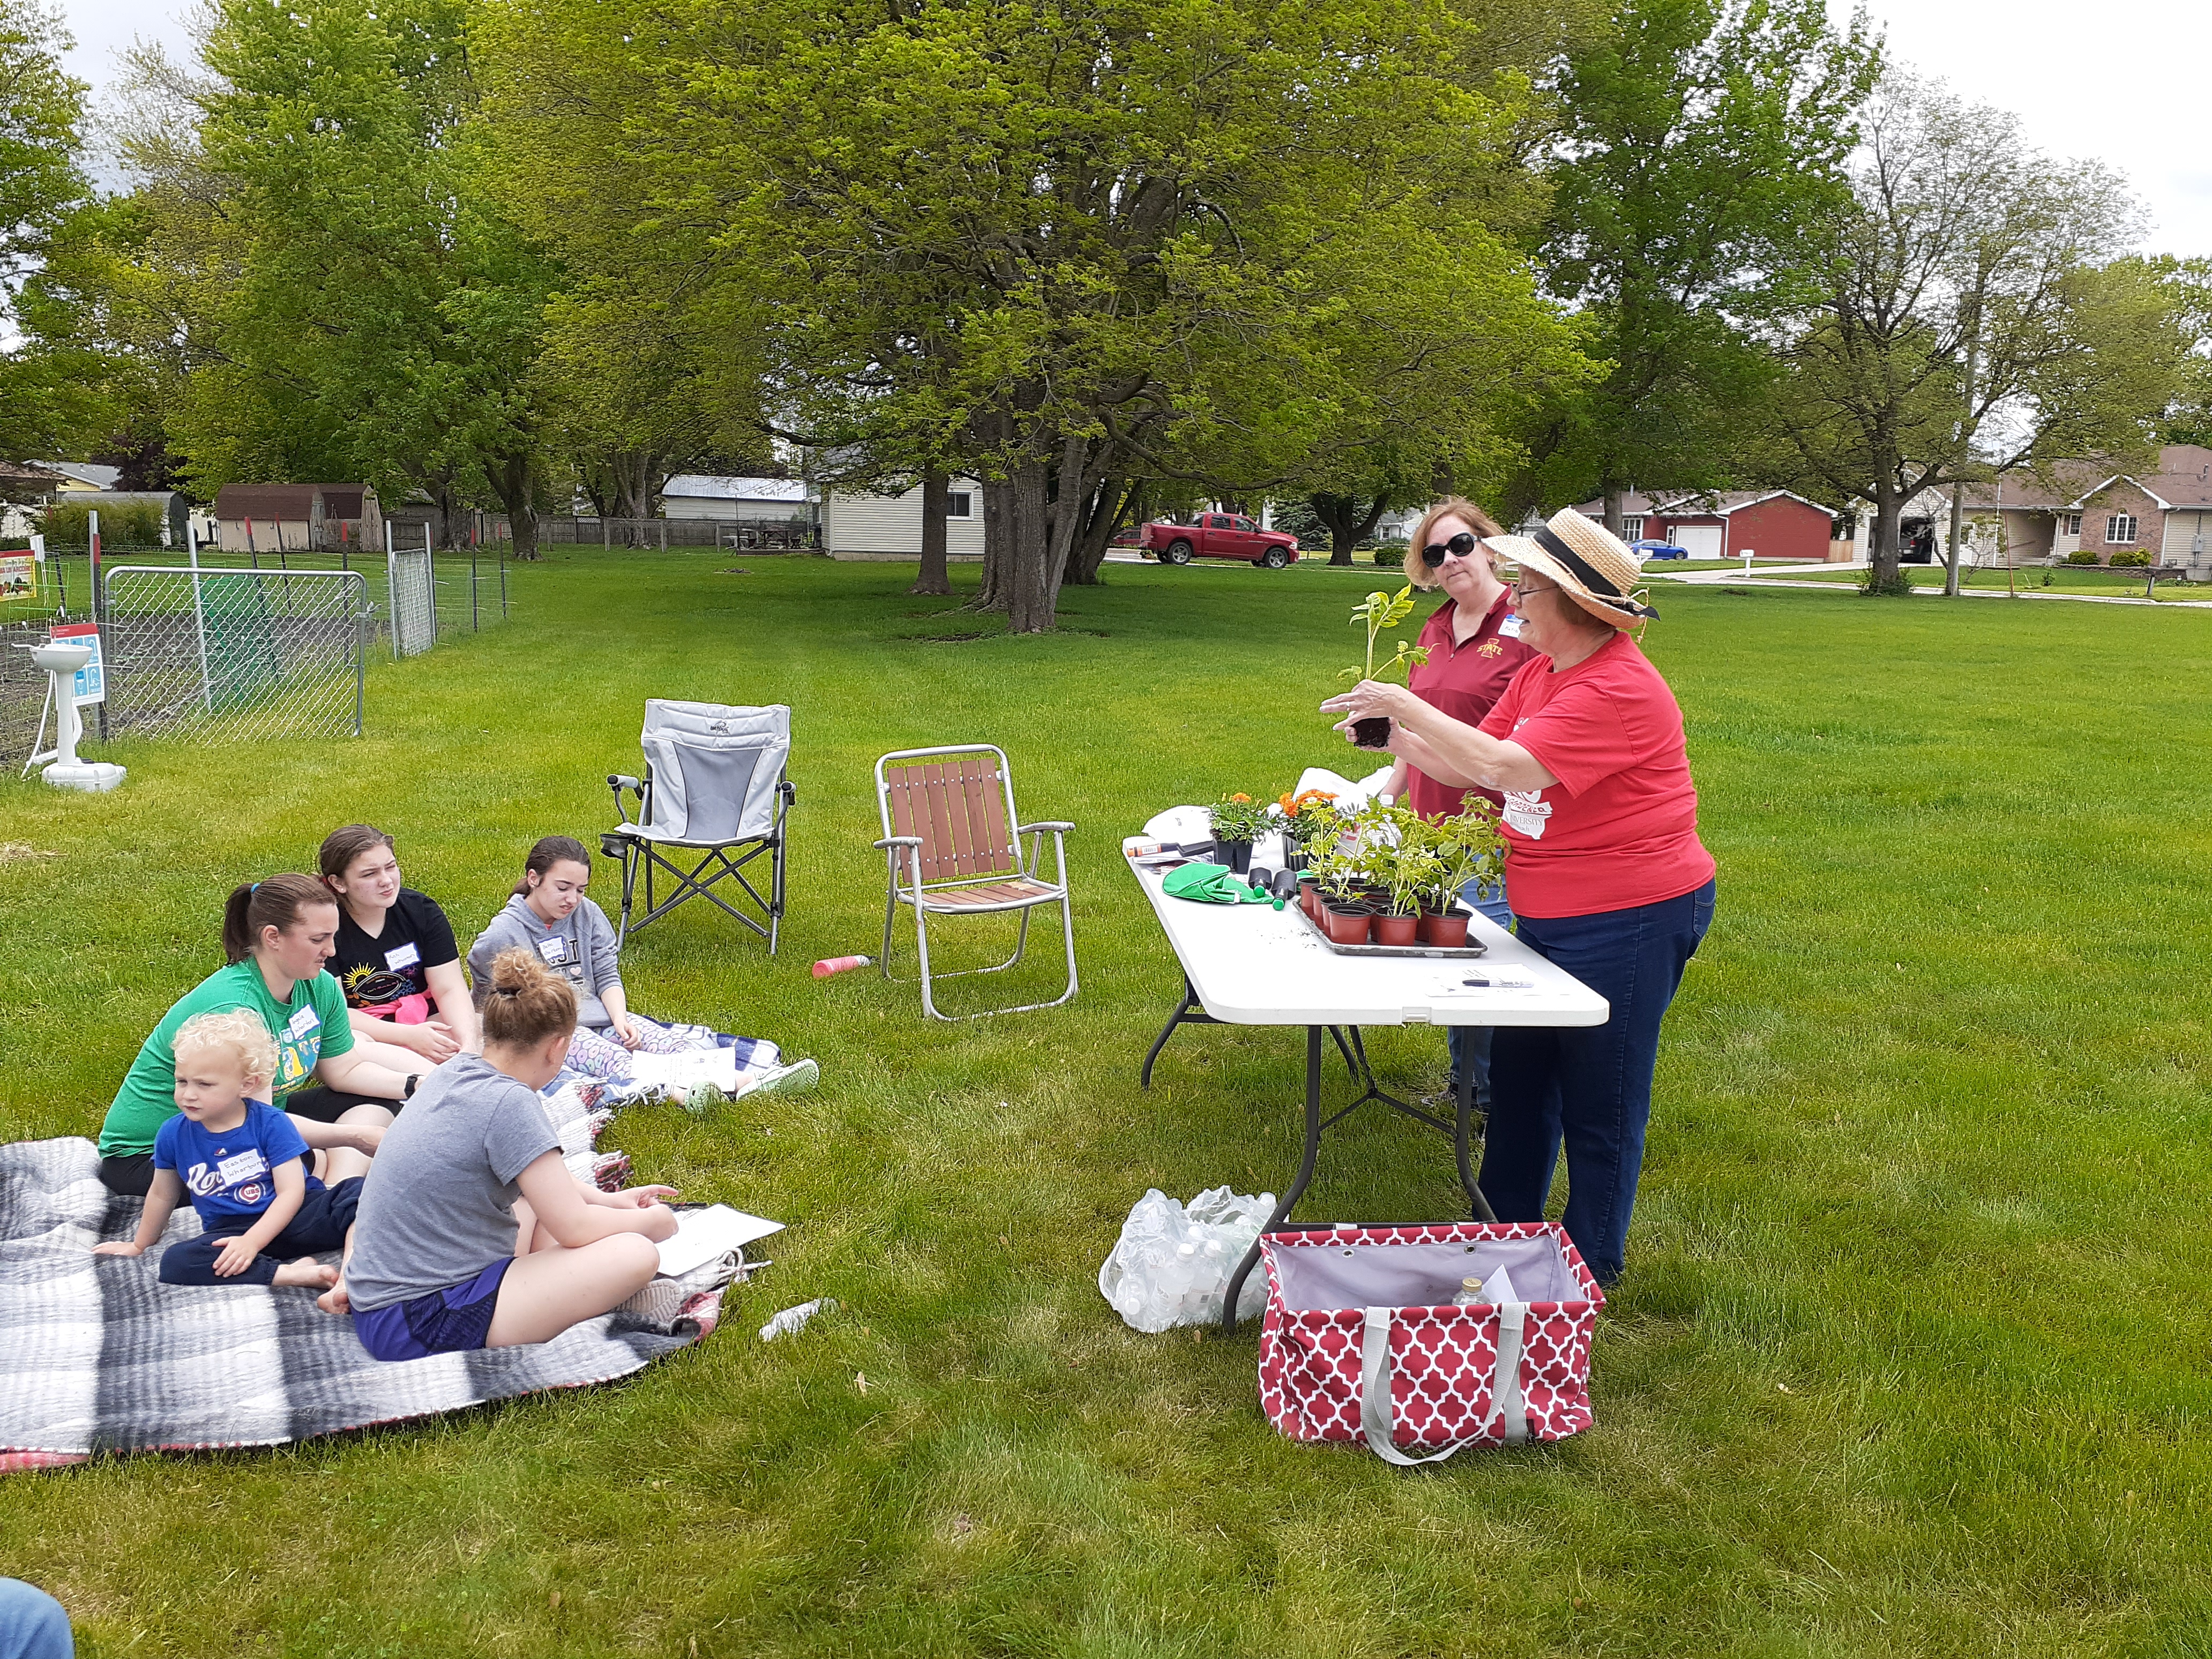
[1404,589,1538,821]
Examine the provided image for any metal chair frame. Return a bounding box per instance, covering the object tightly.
[873,744,1077,1020]
[603,766,795,954]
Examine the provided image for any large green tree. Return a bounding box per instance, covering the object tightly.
[1529,0,1879,529]
[1768,76,2190,593]
[124,0,557,554]
[0,0,99,466]
[482,0,1582,630]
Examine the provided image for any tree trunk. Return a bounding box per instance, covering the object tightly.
[1602,483,1624,538]
[972,474,1010,611]
[1869,482,1906,594]
[1312,493,1389,566]
[1067,476,1136,586]
[1944,482,1966,597]
[1005,454,1060,634]
[910,468,951,595]
[484,452,540,562]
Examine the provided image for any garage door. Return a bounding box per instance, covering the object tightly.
[1675,524,1724,559]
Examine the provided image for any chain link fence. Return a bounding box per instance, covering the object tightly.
[388,548,437,657]
[94,566,369,745]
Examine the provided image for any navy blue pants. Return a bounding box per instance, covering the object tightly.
[1445,883,1517,1102]
[159,1177,364,1287]
[1478,880,1715,1286]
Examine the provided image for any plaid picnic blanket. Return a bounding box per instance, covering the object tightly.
[0,1117,729,1471]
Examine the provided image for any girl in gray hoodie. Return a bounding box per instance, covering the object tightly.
[467,835,806,1090]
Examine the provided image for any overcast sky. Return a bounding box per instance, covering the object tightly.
[50,0,2212,259]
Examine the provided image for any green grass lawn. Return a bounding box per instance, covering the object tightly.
[9,552,2212,1656]
[1782,564,2207,600]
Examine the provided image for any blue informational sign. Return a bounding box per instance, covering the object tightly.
[50,622,104,706]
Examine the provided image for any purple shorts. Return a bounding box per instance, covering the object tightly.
[352,1258,512,1362]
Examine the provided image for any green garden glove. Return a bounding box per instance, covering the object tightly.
[1163,862,1282,908]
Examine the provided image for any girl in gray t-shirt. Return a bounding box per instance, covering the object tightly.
[328,947,679,1361]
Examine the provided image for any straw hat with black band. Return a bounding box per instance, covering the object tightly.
[1488,508,1658,631]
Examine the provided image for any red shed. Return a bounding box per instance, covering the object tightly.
[1574,490,1836,561]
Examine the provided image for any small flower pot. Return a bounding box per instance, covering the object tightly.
[1415,910,1438,944]
[1215,838,1253,875]
[1373,913,1420,947]
[1426,913,1470,948]
[1283,846,1308,873]
[1351,716,1392,750]
[1297,874,1321,919]
[1322,904,1372,946]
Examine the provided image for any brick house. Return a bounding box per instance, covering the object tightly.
[1572,489,1840,561]
[1908,446,2212,574]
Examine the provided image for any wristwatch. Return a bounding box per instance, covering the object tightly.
[404,1073,421,1099]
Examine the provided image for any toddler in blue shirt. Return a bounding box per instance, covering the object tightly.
[94,1010,375,1288]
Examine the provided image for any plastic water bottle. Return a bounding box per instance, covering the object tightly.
[812,955,871,979]
[1451,1276,1484,1307]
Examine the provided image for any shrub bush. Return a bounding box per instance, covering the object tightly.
[41,499,167,549]
[2065,549,2101,565]
[2109,549,2151,567]
[1371,547,1405,568]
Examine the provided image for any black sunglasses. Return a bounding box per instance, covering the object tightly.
[1419,532,1481,569]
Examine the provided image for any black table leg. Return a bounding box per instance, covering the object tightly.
[1222,1025,1324,1335]
[1455,1059,1496,1222]
[1140,974,1220,1088]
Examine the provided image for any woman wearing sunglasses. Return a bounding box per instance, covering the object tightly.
[1322,507,1715,1288]
[1378,497,1537,1109]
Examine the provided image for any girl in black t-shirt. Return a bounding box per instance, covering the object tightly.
[319,824,481,1065]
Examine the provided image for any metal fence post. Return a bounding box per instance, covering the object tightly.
[90,509,109,743]
[386,521,401,661]
[186,519,213,711]
[424,524,437,648]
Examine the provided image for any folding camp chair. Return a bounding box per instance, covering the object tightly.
[874,744,1077,1020]
[602,700,795,953]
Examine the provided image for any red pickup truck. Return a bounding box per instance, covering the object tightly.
[1137,513,1300,569]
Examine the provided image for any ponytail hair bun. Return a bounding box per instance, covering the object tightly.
[222,873,337,963]
[481,946,577,1048]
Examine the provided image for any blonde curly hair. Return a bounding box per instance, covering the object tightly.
[173,1008,279,1093]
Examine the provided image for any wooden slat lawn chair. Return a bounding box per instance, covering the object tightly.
[873,744,1077,1020]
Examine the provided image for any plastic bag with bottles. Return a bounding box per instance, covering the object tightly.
[1097,1186,1277,1333]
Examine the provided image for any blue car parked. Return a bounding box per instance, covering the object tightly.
[1632,539,1689,559]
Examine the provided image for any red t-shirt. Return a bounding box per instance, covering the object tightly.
[1477,631,1715,918]
[1404,591,1537,821]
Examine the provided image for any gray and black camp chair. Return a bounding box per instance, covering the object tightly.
[602,700,795,953]
[874,743,1077,1020]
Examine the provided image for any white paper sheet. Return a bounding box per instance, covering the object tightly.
[624,1049,742,1095]
[655,1204,784,1277]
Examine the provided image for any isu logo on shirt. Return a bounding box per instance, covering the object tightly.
[1502,789,1552,839]
[1478,639,1503,658]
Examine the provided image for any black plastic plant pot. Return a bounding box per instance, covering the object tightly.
[1352,716,1392,749]
[1220,838,1254,875]
[1283,846,1307,872]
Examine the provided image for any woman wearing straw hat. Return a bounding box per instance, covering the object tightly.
[1375,497,1537,1109]
[1320,507,1715,1286]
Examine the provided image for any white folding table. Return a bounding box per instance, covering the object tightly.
[1127,851,1609,1332]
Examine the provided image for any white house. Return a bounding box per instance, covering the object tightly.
[819,477,986,561]
[661,474,814,522]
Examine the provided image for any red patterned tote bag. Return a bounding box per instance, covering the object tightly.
[1256,1222,1604,1465]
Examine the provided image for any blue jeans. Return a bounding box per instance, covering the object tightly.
[1478,879,1715,1286]
[1445,883,1516,1101]
[0,1580,71,1659]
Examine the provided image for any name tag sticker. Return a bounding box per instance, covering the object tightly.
[215,1148,269,1186]
[286,1005,320,1037]
[384,941,421,971]
[1499,614,1525,639]
[536,936,571,966]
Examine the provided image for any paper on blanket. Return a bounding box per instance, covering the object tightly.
[656,1204,783,1277]
[624,1048,742,1096]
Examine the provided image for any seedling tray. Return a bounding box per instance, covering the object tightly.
[1293,899,1490,960]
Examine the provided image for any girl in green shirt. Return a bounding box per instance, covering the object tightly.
[96,873,424,1196]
